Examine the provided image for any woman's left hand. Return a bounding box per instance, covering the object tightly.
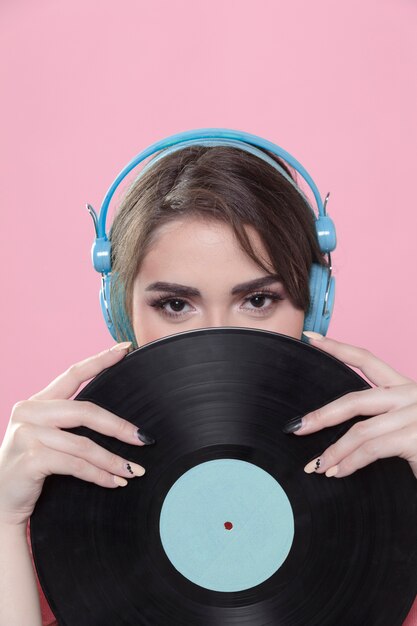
[286,331,417,479]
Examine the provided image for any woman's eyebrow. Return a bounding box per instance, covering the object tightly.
[144,275,282,298]
[231,275,282,295]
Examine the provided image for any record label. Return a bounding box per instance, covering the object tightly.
[159,458,295,591]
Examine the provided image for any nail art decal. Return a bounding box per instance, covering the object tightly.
[304,457,322,474]
[124,461,146,477]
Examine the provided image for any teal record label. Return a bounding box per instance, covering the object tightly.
[160,458,295,591]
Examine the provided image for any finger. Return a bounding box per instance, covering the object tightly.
[20,423,146,479]
[28,342,132,401]
[11,399,154,448]
[293,383,417,435]
[303,403,417,474]
[29,442,135,489]
[303,332,413,388]
[318,422,417,478]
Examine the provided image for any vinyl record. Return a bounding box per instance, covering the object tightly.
[30,328,417,626]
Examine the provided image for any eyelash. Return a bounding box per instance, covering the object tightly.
[148,290,284,319]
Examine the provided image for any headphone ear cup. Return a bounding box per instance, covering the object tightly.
[303,264,335,339]
[101,272,137,345]
[100,274,117,341]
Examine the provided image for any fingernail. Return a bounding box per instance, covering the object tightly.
[125,462,146,477]
[304,457,322,473]
[325,465,339,477]
[110,341,132,352]
[302,331,324,341]
[137,428,156,445]
[113,475,128,487]
[282,416,304,434]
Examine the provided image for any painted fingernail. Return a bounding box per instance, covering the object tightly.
[125,462,146,477]
[110,341,132,352]
[325,465,339,477]
[282,416,304,434]
[304,457,322,473]
[302,331,324,341]
[136,428,156,445]
[113,475,128,487]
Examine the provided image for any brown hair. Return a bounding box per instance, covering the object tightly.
[109,145,329,347]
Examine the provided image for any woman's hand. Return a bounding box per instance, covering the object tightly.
[284,331,417,479]
[0,342,154,527]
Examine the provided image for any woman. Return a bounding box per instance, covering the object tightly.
[1,132,416,625]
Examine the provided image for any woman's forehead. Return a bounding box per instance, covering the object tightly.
[146,217,268,256]
[138,218,273,277]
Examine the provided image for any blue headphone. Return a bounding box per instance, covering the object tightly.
[87,128,336,346]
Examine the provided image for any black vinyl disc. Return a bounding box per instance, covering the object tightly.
[30,328,417,626]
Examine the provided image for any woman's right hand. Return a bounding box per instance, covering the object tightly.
[0,342,154,527]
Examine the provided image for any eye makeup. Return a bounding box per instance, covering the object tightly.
[147,289,285,320]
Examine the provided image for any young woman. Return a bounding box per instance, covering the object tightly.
[1,133,416,625]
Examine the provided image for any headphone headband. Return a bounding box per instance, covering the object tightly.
[133,138,312,208]
[88,128,336,275]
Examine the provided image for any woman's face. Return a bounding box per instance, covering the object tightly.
[132,217,305,347]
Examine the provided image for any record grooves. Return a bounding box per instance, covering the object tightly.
[30,328,417,625]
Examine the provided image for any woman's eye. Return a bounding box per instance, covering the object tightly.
[241,291,284,314]
[148,290,284,320]
[149,297,193,318]
[245,294,268,309]
[166,299,190,314]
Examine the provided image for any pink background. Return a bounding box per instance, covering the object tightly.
[2,0,417,426]
[1,0,417,421]
[1,1,417,622]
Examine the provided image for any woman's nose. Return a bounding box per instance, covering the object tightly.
[201,311,232,329]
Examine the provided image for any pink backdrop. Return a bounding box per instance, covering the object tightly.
[2,0,417,417]
[1,1,417,623]
[1,0,416,428]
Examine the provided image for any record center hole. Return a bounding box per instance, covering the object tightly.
[224,521,233,530]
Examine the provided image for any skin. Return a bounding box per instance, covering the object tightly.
[299,332,417,478]
[132,216,417,480]
[132,216,305,345]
